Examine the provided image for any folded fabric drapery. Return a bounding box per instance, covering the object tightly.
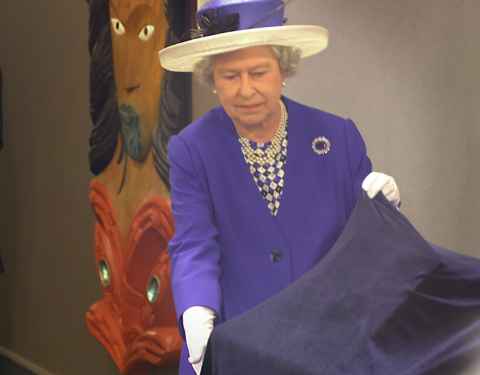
[201,193,480,375]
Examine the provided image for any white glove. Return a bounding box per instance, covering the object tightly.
[362,171,401,207]
[183,306,216,375]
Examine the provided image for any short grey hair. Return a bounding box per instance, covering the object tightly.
[193,45,302,88]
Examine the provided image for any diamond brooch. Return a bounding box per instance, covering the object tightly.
[312,136,331,156]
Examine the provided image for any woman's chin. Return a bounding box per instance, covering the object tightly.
[236,112,268,127]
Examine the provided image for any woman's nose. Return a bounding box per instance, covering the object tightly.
[238,74,255,98]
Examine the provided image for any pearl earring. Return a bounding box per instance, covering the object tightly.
[282,81,286,87]
[212,89,217,94]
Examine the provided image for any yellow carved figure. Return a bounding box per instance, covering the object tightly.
[110,0,168,162]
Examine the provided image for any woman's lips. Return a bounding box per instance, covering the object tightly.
[237,103,264,111]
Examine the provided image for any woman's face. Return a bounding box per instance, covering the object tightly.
[212,46,284,131]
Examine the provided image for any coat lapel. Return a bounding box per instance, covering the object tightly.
[275,98,321,229]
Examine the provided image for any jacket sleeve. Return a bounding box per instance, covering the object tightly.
[344,119,373,211]
[167,134,222,338]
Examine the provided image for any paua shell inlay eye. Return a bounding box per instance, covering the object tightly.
[146,276,161,304]
[98,259,111,287]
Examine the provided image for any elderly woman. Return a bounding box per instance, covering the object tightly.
[159,1,400,374]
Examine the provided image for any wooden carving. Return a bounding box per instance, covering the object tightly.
[87,181,181,373]
[84,0,193,373]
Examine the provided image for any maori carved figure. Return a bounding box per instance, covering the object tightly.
[84,0,193,373]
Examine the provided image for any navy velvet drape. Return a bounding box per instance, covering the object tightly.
[202,193,480,375]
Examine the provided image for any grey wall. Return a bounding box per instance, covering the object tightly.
[463,0,480,254]
[0,1,120,374]
[194,0,480,256]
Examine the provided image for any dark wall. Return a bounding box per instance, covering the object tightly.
[1,1,123,374]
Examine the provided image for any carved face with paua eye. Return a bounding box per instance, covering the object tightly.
[109,0,168,162]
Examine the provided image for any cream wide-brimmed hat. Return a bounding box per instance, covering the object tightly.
[158,0,329,72]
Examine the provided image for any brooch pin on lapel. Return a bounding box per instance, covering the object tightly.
[312,136,331,156]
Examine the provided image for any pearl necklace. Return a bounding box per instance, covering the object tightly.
[239,101,288,166]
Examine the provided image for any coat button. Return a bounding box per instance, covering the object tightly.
[270,250,283,263]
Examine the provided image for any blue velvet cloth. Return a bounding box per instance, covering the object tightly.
[201,193,480,374]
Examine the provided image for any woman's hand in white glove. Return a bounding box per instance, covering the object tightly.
[361,171,401,207]
[183,305,216,375]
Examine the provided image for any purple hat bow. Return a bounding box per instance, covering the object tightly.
[195,0,288,38]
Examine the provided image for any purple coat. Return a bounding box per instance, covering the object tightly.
[167,97,372,374]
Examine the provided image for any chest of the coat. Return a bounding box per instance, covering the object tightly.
[202,126,348,212]
[198,130,351,264]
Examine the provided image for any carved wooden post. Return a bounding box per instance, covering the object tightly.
[84,0,194,372]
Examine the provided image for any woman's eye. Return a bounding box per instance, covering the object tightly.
[252,71,267,77]
[223,75,237,80]
[111,18,126,35]
[139,25,155,41]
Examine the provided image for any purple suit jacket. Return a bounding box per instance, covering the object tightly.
[167,97,372,374]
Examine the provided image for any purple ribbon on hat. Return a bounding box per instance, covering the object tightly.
[196,0,286,37]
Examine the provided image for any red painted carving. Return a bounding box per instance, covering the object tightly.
[86,180,181,373]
